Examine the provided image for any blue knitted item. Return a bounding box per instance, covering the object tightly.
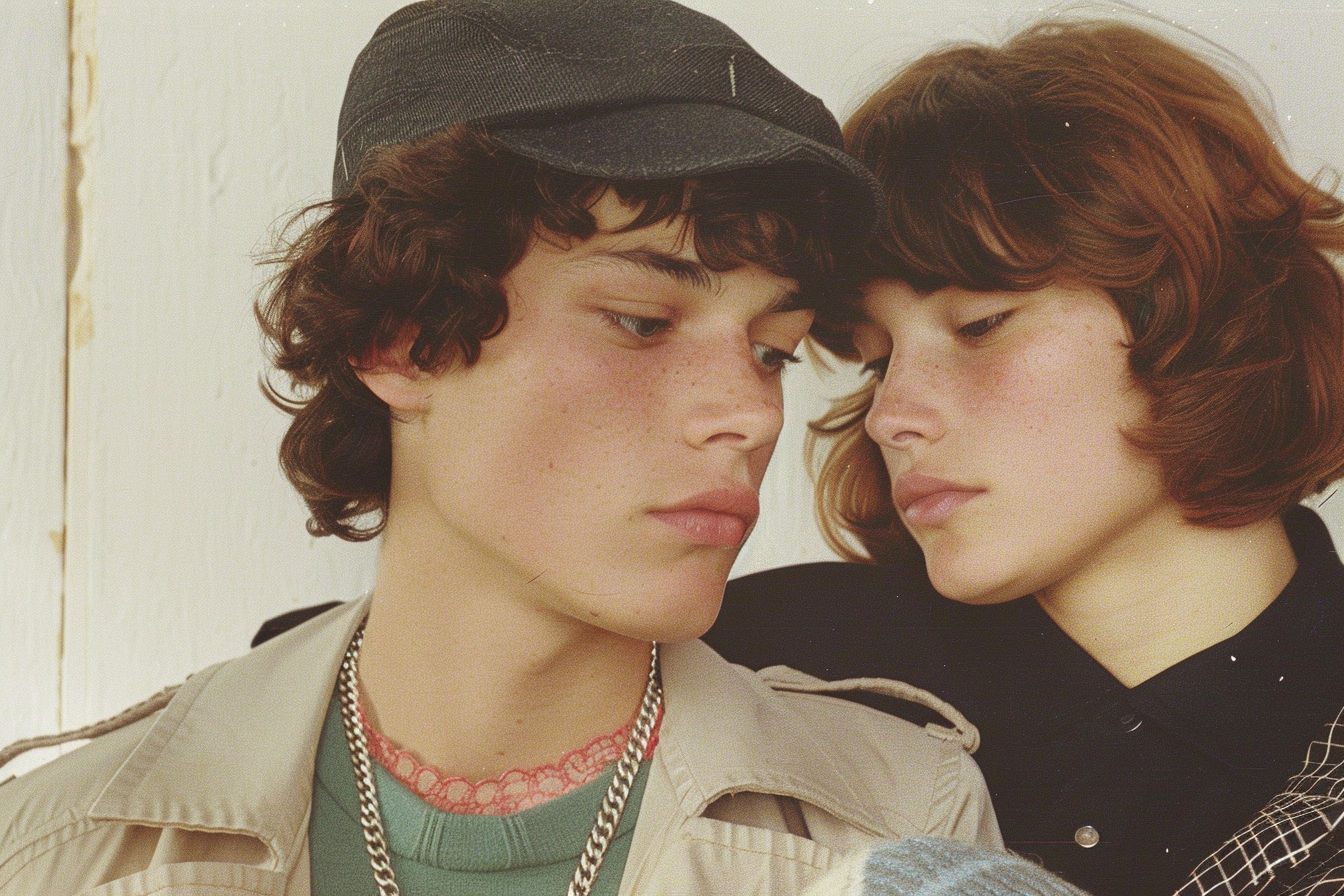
[861,838,1089,896]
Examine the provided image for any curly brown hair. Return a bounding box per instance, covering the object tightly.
[810,19,1344,564]
[258,124,859,541]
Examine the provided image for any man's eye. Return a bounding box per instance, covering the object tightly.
[607,312,672,339]
[958,310,1013,339]
[861,356,890,381]
[753,344,802,371]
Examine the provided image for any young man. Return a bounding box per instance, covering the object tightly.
[0,2,998,893]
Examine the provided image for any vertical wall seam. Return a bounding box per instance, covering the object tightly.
[59,0,74,737]
[63,0,97,733]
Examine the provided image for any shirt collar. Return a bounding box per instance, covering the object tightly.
[957,506,1344,772]
[1131,506,1344,771]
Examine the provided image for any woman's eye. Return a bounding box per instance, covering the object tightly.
[753,343,802,371]
[607,312,672,339]
[861,356,890,381]
[958,310,1013,339]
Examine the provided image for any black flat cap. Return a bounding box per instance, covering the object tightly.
[333,0,880,229]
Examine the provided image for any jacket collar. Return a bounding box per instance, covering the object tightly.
[656,638,892,836]
[88,595,370,868]
[86,597,891,869]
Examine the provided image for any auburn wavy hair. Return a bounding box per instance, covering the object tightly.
[811,19,1344,564]
[259,125,857,540]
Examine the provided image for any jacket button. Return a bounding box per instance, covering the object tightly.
[1119,712,1143,732]
[1075,825,1101,848]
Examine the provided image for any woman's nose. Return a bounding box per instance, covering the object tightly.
[864,355,947,449]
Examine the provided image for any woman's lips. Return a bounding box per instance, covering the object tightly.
[903,489,982,526]
[893,473,985,527]
[649,488,760,547]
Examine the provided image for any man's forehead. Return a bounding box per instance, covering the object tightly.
[523,189,807,311]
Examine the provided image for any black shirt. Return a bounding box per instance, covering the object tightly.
[704,506,1344,896]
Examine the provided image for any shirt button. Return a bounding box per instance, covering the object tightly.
[1118,712,1143,733]
[1075,825,1101,848]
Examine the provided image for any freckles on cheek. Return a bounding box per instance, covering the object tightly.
[979,343,1137,471]
[966,355,1047,419]
[602,355,669,417]
[977,334,1105,424]
[529,355,665,466]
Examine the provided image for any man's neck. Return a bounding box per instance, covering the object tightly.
[1035,510,1297,688]
[354,522,653,781]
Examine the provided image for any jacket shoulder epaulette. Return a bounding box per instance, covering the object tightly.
[757,664,980,753]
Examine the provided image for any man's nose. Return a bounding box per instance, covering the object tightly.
[681,341,784,453]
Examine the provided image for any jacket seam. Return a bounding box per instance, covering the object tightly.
[678,831,831,871]
[922,739,965,833]
[137,887,262,896]
[0,815,114,891]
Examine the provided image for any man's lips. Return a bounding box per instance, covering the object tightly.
[649,487,761,547]
[892,473,985,526]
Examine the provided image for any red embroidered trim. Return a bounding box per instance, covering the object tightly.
[359,704,662,816]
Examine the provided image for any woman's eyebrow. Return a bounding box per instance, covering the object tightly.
[766,288,807,314]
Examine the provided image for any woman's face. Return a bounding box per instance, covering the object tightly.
[854,278,1179,605]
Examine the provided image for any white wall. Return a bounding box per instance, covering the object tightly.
[3,0,1343,763]
[1,0,69,777]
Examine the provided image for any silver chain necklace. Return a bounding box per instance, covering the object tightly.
[336,622,663,896]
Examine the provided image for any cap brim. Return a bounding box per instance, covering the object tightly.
[491,102,883,237]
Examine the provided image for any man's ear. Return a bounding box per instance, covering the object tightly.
[353,331,432,415]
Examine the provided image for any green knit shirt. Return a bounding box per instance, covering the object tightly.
[309,695,648,895]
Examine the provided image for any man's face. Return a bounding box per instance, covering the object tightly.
[383,192,813,643]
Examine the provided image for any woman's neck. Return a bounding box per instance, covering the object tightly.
[1034,509,1297,688]
[354,521,654,781]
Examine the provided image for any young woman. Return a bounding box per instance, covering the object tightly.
[708,18,1344,896]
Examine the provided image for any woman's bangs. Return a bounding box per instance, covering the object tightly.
[869,168,1061,293]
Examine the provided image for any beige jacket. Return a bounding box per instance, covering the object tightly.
[0,596,999,895]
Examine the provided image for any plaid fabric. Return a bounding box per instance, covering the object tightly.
[1177,707,1344,896]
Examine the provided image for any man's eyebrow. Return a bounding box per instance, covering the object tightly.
[589,248,805,312]
[593,249,715,292]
